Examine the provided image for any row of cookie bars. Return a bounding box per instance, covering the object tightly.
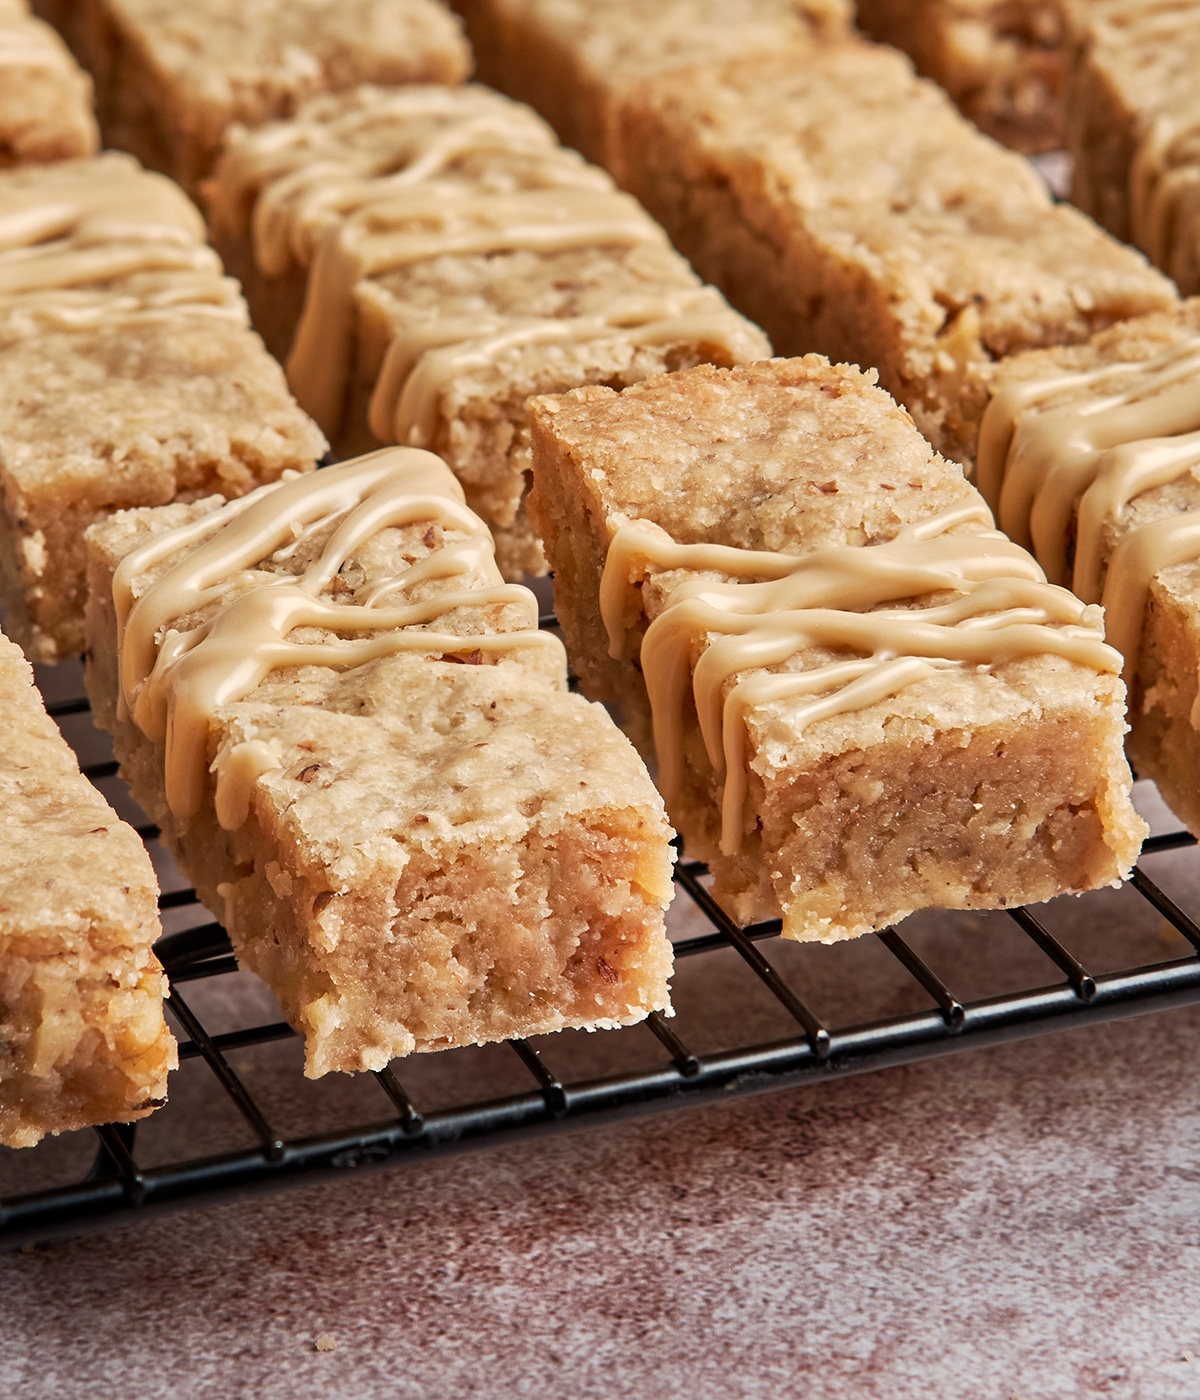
[450,2,1177,470]
[29,0,1200,312]
[445,1,1200,862]
[70,368,1143,1094]
[0,29,764,1141]
[1,440,680,1140]
[2,2,1186,1146]
[10,331,1153,1141]
[206,82,769,576]
[186,0,1169,947]
[843,1,1200,298]
[0,145,319,1145]
[0,136,695,1129]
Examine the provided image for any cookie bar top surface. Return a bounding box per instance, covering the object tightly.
[0,318,324,503]
[102,0,470,117]
[534,357,979,553]
[531,355,1121,640]
[633,40,1175,366]
[208,84,607,276]
[464,0,849,84]
[979,299,1200,674]
[532,359,1124,845]
[0,0,98,165]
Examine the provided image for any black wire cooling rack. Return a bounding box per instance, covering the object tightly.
[4,644,1200,1250]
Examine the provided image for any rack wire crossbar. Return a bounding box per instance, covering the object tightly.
[5,683,1200,1249]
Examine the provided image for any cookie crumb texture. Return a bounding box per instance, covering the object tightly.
[0,630,175,1148]
[987,300,1200,838]
[219,667,676,1075]
[451,0,850,171]
[85,474,673,1077]
[31,0,471,191]
[615,38,1175,468]
[856,0,1073,154]
[529,358,1145,943]
[0,0,98,166]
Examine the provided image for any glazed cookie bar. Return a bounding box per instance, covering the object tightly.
[448,0,849,174]
[1065,0,1200,294]
[85,448,675,1077]
[32,0,471,192]
[0,0,98,166]
[0,152,326,662]
[613,37,1175,468]
[854,0,1076,155]
[208,84,769,578]
[979,298,1200,833]
[528,358,1146,943]
[0,628,175,1148]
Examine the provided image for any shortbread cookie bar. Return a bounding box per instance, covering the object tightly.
[32,0,471,192]
[448,0,849,174]
[0,628,175,1148]
[613,37,1175,469]
[208,85,770,578]
[855,0,1076,154]
[528,358,1145,943]
[0,153,326,662]
[0,0,98,166]
[85,448,675,1077]
[1065,1,1200,294]
[979,298,1200,833]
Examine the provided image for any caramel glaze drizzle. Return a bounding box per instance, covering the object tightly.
[287,185,672,435]
[365,285,764,452]
[977,334,1200,678]
[0,8,84,73]
[113,448,562,830]
[0,153,240,325]
[600,504,1119,857]
[1099,0,1200,291]
[212,86,764,439]
[210,87,597,278]
[1130,108,1200,291]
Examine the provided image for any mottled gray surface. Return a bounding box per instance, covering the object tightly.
[4,663,1199,1397]
[4,1001,1200,1400]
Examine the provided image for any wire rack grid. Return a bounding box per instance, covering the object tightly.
[4,634,1200,1250]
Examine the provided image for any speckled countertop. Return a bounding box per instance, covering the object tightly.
[6,971,1200,1395]
[4,774,1200,1398]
